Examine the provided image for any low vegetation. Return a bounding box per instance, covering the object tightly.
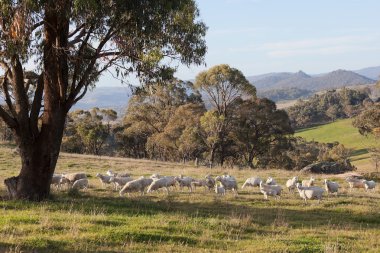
[0,144,379,252]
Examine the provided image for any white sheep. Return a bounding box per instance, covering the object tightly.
[324,179,339,196]
[242,177,262,189]
[215,183,225,196]
[286,176,299,192]
[175,175,194,192]
[106,170,115,177]
[302,177,315,187]
[96,173,112,188]
[215,175,238,195]
[59,177,71,189]
[204,175,216,191]
[296,183,324,204]
[364,180,376,191]
[266,177,277,185]
[259,181,282,200]
[191,179,208,191]
[110,176,134,190]
[147,176,176,194]
[346,177,366,191]
[51,174,63,190]
[119,177,153,196]
[150,173,162,179]
[71,178,89,190]
[62,172,87,184]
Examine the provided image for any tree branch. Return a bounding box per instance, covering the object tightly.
[0,105,17,129]
[1,71,17,118]
[30,74,44,137]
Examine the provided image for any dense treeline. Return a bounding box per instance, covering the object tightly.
[287,88,372,128]
[258,87,313,102]
[0,64,358,170]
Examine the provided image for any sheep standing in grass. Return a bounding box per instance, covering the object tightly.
[51,174,63,190]
[150,174,162,180]
[205,175,215,191]
[147,176,176,194]
[259,181,282,200]
[59,177,71,190]
[96,173,112,188]
[175,175,194,192]
[286,176,298,192]
[266,177,277,185]
[296,183,324,204]
[72,178,89,190]
[346,177,366,191]
[110,176,134,190]
[62,172,87,184]
[191,179,208,191]
[119,177,153,196]
[364,180,376,191]
[302,177,315,187]
[215,183,225,196]
[242,177,262,189]
[324,179,339,196]
[215,175,238,195]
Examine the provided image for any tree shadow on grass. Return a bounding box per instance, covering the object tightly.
[1,193,378,229]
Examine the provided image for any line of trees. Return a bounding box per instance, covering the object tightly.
[287,88,373,128]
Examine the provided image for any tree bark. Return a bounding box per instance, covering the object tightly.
[4,110,66,200]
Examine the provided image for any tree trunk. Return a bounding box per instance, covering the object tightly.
[4,109,67,200]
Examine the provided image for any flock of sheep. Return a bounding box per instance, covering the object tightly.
[51,170,377,204]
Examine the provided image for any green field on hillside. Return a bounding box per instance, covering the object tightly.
[296,119,378,170]
[0,145,379,252]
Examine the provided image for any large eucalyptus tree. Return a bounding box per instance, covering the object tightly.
[0,0,206,200]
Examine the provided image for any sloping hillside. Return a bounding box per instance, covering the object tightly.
[296,119,378,169]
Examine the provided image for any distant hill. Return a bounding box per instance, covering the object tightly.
[354,66,380,80]
[72,86,132,115]
[248,69,375,91]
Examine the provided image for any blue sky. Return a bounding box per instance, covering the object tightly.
[100,0,380,86]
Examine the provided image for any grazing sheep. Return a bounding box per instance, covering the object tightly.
[215,183,225,196]
[346,177,366,190]
[106,170,116,177]
[296,183,324,204]
[59,177,71,189]
[204,175,216,190]
[62,172,87,183]
[215,175,238,195]
[51,174,63,190]
[266,177,277,185]
[259,181,282,200]
[109,176,134,190]
[324,179,339,196]
[72,178,89,190]
[175,175,194,192]
[150,173,163,179]
[147,176,176,194]
[364,180,376,191]
[242,177,262,189]
[119,177,153,196]
[286,176,298,192]
[191,179,208,191]
[302,177,315,187]
[96,173,112,188]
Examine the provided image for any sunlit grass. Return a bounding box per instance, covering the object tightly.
[0,144,379,252]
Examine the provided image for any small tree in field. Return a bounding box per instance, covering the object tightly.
[0,0,206,200]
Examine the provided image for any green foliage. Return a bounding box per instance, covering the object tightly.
[258,87,313,102]
[62,108,117,155]
[287,88,371,128]
[352,103,380,137]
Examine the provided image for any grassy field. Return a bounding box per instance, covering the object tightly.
[0,144,379,252]
[296,119,379,171]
